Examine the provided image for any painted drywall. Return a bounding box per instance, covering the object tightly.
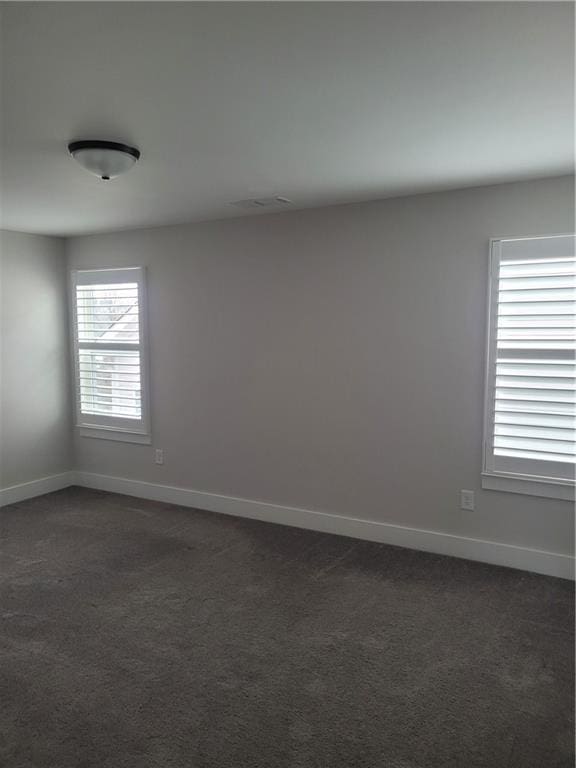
[67,176,575,557]
[3,2,573,236]
[0,231,71,487]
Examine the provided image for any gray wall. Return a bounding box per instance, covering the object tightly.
[0,230,71,487]
[67,176,575,556]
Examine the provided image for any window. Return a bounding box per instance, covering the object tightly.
[71,267,150,443]
[483,235,575,500]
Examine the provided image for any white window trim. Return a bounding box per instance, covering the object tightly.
[70,267,151,444]
[482,235,575,502]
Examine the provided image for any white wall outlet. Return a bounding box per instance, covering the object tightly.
[154,448,164,465]
[460,489,475,511]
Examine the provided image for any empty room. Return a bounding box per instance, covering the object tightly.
[0,2,574,766]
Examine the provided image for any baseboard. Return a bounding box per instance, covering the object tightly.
[0,471,76,508]
[75,471,575,580]
[4,469,571,580]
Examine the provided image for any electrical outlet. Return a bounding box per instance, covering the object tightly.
[460,489,475,511]
[154,448,164,465]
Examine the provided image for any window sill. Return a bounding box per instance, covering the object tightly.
[482,472,575,502]
[79,426,151,445]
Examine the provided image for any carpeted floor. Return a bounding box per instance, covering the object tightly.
[0,487,573,768]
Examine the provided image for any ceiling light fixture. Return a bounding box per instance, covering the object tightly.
[68,140,141,180]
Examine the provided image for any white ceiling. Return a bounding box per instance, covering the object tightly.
[1,2,573,236]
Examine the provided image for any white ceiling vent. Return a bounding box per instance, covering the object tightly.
[230,196,293,209]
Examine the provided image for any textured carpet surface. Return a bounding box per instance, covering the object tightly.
[0,486,573,768]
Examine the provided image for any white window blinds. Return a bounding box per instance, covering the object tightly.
[483,235,575,492]
[72,268,149,440]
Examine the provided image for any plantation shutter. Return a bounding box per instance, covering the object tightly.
[484,235,575,488]
[72,268,149,438]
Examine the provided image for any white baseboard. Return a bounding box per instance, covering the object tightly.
[75,471,575,580]
[3,469,572,580]
[0,471,76,508]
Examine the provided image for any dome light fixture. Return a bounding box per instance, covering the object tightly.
[68,140,141,180]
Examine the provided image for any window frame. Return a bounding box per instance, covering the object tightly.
[70,266,151,444]
[482,235,575,501]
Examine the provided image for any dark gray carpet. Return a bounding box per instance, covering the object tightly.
[0,487,573,768]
